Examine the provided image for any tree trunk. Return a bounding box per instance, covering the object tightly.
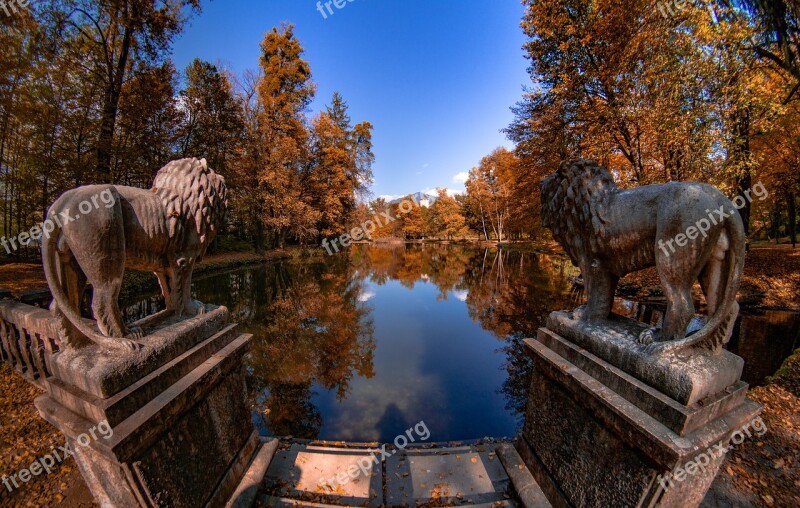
[278,228,286,249]
[788,192,797,248]
[95,24,133,183]
[771,202,782,242]
[732,108,752,236]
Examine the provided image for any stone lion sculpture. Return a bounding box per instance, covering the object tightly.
[541,160,745,355]
[42,158,227,351]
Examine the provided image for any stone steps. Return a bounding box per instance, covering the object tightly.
[256,439,551,507]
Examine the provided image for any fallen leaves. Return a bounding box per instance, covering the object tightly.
[708,382,800,507]
[0,364,95,506]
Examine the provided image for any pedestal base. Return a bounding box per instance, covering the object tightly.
[520,327,761,508]
[34,308,260,507]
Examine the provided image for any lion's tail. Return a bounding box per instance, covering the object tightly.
[42,211,116,347]
[678,212,746,352]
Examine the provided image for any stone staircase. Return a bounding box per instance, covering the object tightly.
[255,439,551,507]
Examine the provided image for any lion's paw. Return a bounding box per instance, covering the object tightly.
[126,326,145,341]
[643,342,668,356]
[570,305,587,321]
[100,336,140,352]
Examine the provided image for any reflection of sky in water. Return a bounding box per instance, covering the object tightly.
[452,289,469,302]
[357,289,376,302]
[313,279,515,442]
[122,244,800,441]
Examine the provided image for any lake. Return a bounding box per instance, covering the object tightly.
[121,243,799,443]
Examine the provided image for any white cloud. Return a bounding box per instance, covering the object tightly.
[452,289,469,302]
[452,171,469,184]
[358,289,376,302]
[423,187,463,198]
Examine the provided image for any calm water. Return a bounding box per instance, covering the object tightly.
[123,244,576,442]
[120,243,799,442]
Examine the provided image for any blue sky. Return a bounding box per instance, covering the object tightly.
[171,0,529,199]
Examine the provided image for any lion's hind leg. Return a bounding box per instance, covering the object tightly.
[655,248,696,343]
[68,199,135,342]
[699,231,730,315]
[698,231,736,349]
[51,249,89,347]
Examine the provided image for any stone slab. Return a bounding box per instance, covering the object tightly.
[98,332,253,463]
[226,438,281,508]
[525,337,760,466]
[207,431,262,507]
[263,443,383,507]
[46,322,241,426]
[50,305,229,398]
[495,443,551,508]
[546,311,744,406]
[521,335,761,508]
[259,498,517,508]
[535,329,749,436]
[385,446,511,506]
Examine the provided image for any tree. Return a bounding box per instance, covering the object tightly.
[430,189,467,240]
[465,148,517,242]
[257,24,318,248]
[176,59,243,175]
[53,0,200,182]
[112,61,180,186]
[509,0,789,237]
[311,93,375,239]
[727,0,800,93]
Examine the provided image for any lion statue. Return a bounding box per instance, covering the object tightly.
[42,158,227,351]
[541,160,745,355]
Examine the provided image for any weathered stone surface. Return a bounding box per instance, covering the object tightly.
[495,443,552,508]
[47,322,241,426]
[226,438,280,508]
[385,446,510,506]
[264,443,383,507]
[537,324,747,426]
[36,312,259,507]
[34,394,140,507]
[541,160,745,355]
[42,158,228,352]
[129,369,255,506]
[49,305,229,398]
[520,331,761,508]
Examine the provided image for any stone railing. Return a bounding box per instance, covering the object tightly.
[0,300,62,389]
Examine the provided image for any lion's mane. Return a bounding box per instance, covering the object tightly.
[540,159,617,266]
[152,158,228,252]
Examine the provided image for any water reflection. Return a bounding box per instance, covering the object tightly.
[122,244,575,441]
[119,243,798,441]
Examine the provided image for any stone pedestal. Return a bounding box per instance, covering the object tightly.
[519,314,761,508]
[33,306,260,507]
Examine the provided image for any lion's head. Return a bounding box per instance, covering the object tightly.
[540,160,617,265]
[152,158,228,256]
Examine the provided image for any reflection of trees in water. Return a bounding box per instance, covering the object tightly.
[257,382,323,439]
[351,243,476,300]
[196,257,376,439]
[124,244,580,437]
[249,258,375,437]
[461,249,576,421]
[351,244,577,422]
